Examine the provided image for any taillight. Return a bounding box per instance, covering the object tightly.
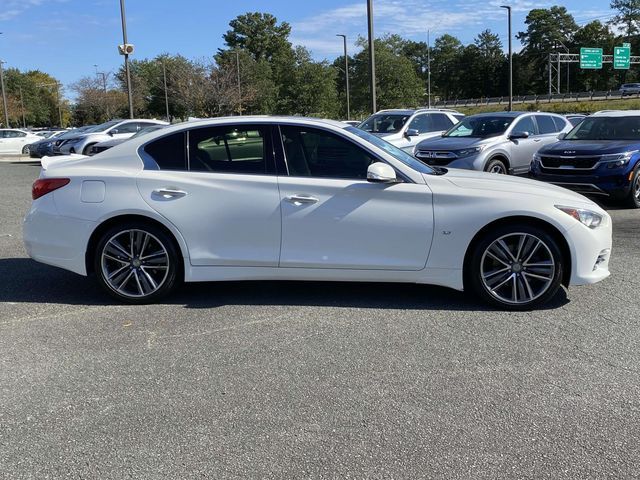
[32,178,70,200]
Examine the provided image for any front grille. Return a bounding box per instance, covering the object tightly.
[539,155,600,169]
[415,151,455,166]
[551,182,608,195]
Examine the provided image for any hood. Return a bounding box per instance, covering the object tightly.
[94,137,127,148]
[437,168,599,206]
[415,136,491,150]
[540,140,640,155]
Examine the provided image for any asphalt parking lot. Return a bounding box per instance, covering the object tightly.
[1,159,640,479]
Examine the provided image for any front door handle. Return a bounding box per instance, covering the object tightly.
[285,194,319,205]
[533,138,542,142]
[153,188,188,199]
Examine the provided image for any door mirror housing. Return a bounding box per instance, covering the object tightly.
[367,162,398,183]
[108,129,118,136]
[509,131,529,140]
[404,128,419,138]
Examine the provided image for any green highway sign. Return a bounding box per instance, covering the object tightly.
[580,47,603,69]
[614,45,631,69]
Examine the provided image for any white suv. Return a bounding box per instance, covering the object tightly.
[57,119,168,156]
[358,108,464,153]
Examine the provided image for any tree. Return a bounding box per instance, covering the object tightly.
[473,30,506,98]
[571,21,617,91]
[431,34,463,99]
[517,6,579,93]
[610,0,640,39]
[222,12,292,62]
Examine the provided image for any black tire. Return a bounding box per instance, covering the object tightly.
[93,221,181,304]
[624,165,640,209]
[22,145,31,155]
[82,144,96,156]
[466,224,564,310]
[484,158,508,174]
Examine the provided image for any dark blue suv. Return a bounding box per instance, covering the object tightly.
[530,112,640,208]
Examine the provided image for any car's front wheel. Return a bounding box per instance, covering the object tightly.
[484,158,508,174]
[94,222,180,303]
[625,165,640,209]
[22,145,31,155]
[467,224,564,310]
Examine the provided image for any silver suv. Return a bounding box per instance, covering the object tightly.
[413,112,572,175]
[57,119,168,156]
[358,108,464,153]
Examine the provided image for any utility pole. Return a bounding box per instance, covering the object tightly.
[366,0,376,113]
[336,34,350,120]
[56,82,63,127]
[0,59,9,127]
[95,65,110,119]
[236,50,242,116]
[500,5,513,112]
[427,30,432,109]
[161,60,170,122]
[19,85,25,128]
[119,0,134,118]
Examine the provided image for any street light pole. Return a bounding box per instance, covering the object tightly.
[366,0,376,113]
[336,34,350,120]
[119,0,134,118]
[161,60,170,122]
[236,50,242,116]
[500,5,513,112]
[427,30,432,109]
[0,59,9,127]
[19,85,26,128]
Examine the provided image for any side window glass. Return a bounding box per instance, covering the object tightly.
[408,114,432,134]
[513,116,537,135]
[280,125,376,179]
[431,113,454,131]
[143,132,187,170]
[189,125,266,175]
[0,131,6,138]
[553,117,565,131]
[115,122,139,134]
[536,115,558,134]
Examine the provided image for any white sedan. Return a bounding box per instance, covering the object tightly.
[0,129,41,154]
[24,117,612,309]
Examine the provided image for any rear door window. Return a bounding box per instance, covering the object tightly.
[535,115,559,134]
[143,132,187,170]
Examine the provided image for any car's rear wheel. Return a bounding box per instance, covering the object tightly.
[624,165,640,209]
[22,145,30,155]
[467,224,564,310]
[485,158,507,174]
[94,222,180,304]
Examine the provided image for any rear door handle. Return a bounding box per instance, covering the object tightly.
[285,194,319,205]
[153,188,188,199]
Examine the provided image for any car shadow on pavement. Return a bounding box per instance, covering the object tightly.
[0,257,569,312]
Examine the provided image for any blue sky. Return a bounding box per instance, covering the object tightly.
[0,0,615,99]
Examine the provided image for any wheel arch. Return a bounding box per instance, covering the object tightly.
[486,154,510,171]
[462,215,572,288]
[85,213,187,275]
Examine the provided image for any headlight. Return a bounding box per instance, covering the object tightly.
[603,152,634,169]
[455,145,486,158]
[555,205,604,229]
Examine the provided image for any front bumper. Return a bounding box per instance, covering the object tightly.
[530,162,634,200]
[564,217,612,286]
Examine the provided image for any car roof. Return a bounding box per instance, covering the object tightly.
[374,108,461,115]
[591,110,640,117]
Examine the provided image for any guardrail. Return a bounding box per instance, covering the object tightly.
[433,91,640,109]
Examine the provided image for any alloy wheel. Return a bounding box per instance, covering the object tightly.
[100,229,170,298]
[489,163,506,174]
[634,172,640,201]
[480,232,555,305]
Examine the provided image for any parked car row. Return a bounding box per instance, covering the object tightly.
[356,109,636,208]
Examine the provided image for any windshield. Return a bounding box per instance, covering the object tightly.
[358,113,411,134]
[564,116,640,141]
[444,115,514,138]
[89,120,122,133]
[346,126,435,174]
[131,125,166,139]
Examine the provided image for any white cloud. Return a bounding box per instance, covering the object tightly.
[0,0,68,21]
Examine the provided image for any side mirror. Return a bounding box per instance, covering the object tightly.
[108,129,117,136]
[367,162,398,183]
[557,132,566,140]
[404,128,419,138]
[509,131,529,140]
